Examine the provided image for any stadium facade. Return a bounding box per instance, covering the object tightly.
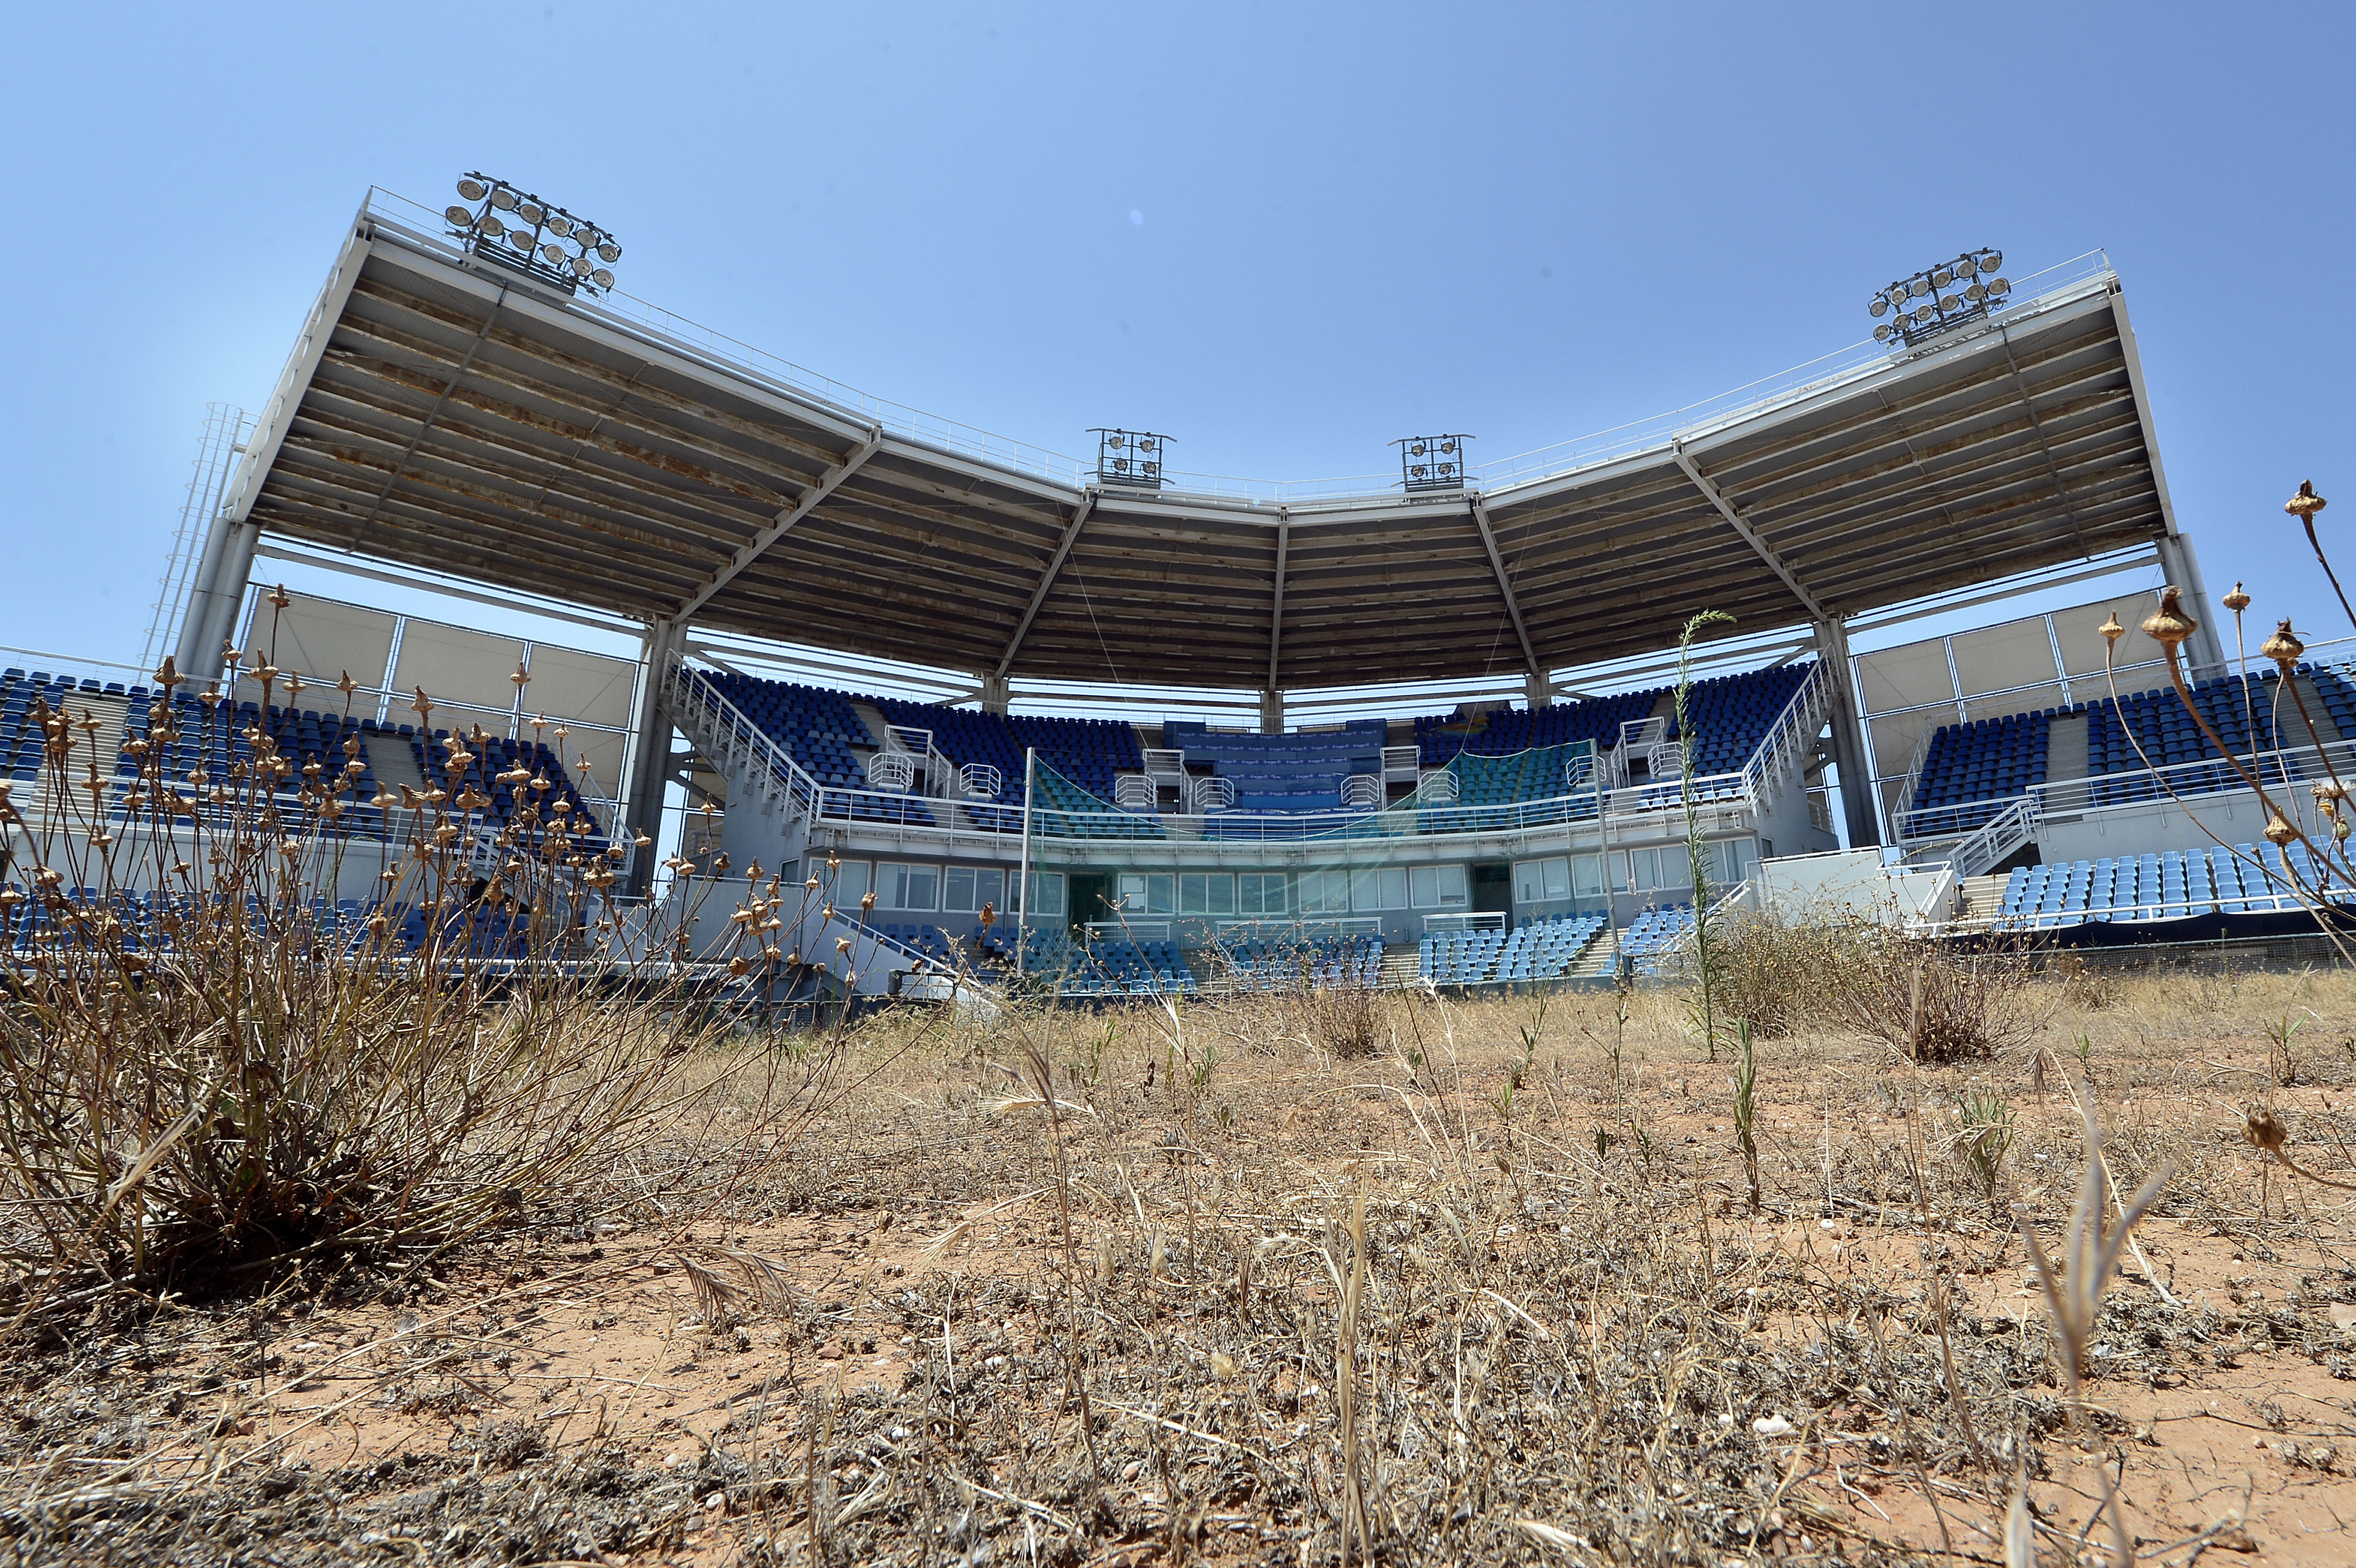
[18,183,2337,997]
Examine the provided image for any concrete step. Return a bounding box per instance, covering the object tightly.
[1959,871,2012,924]
[1379,949,1422,988]
[370,731,427,796]
[2290,673,2343,743]
[848,701,892,750]
[1568,926,1620,980]
[2045,709,2090,782]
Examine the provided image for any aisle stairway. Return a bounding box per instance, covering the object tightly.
[1378,948,1422,988]
[1567,926,1620,980]
[1955,872,2012,930]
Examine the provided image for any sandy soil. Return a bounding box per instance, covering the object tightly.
[10,961,2356,1565]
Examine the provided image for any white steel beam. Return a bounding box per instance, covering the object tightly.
[994,493,1097,680]
[1467,497,1542,677]
[676,430,883,625]
[1670,440,1830,623]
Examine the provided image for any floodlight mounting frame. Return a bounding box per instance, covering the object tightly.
[1090,428,1171,490]
[1396,434,1472,493]
[446,173,620,300]
[1872,248,2010,348]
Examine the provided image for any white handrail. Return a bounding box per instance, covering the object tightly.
[665,657,826,824]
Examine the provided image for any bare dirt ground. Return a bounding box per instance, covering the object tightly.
[11,959,2356,1566]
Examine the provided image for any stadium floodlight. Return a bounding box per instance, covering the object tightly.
[1866,247,2011,348]
[1395,434,1472,494]
[1090,428,1171,490]
[443,174,622,299]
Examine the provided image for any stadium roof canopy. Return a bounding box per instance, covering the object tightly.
[225,192,2183,692]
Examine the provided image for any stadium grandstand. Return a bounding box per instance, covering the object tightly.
[15,176,2339,1002]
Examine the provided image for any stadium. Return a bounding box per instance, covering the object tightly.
[11,177,2343,1004]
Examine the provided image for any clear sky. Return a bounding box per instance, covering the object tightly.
[3,0,2350,675]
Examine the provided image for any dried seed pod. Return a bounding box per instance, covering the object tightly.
[2286,479,2327,522]
[2139,586,2197,653]
[2338,816,2352,843]
[2098,610,2125,647]
[2224,581,2252,613]
[2261,618,2304,668]
[2245,1106,2289,1154]
[2264,811,2298,847]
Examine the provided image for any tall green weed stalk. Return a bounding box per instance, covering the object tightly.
[1675,610,1735,1060]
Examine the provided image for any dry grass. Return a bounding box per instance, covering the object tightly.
[3,961,2354,1564]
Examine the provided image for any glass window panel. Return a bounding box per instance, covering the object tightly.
[821,860,871,905]
[975,867,1005,913]
[1026,872,1064,916]
[1436,864,1468,907]
[1572,855,1603,900]
[1146,874,1175,915]
[943,865,978,912]
[1241,872,1287,915]
[1376,867,1407,910]
[1411,866,1439,909]
[879,863,938,911]
[1543,858,1570,900]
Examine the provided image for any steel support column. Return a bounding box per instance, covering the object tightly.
[1259,689,1284,735]
[2154,532,2229,679]
[176,511,256,679]
[1812,618,1881,849]
[622,618,679,897]
[979,673,1011,714]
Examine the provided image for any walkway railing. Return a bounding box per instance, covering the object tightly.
[671,659,1819,852]
[1895,734,2356,847]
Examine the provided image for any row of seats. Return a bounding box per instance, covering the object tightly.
[1619,904,1697,974]
[3,671,128,782]
[414,728,603,842]
[877,697,1145,806]
[1677,664,1817,776]
[1446,740,1594,808]
[1910,664,2356,823]
[1421,915,1615,985]
[691,664,1811,823]
[703,671,873,787]
[1993,843,2345,927]
[1160,720,1385,813]
[1416,688,1661,766]
[1213,934,1383,989]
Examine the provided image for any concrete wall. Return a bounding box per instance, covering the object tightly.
[2035,789,2317,865]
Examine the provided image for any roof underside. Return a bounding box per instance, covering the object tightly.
[237,218,2169,690]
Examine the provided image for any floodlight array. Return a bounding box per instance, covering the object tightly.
[1091,428,1170,490]
[1396,434,1472,493]
[442,174,621,297]
[1868,249,2009,348]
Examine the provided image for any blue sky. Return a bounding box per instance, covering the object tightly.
[2,0,2350,675]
